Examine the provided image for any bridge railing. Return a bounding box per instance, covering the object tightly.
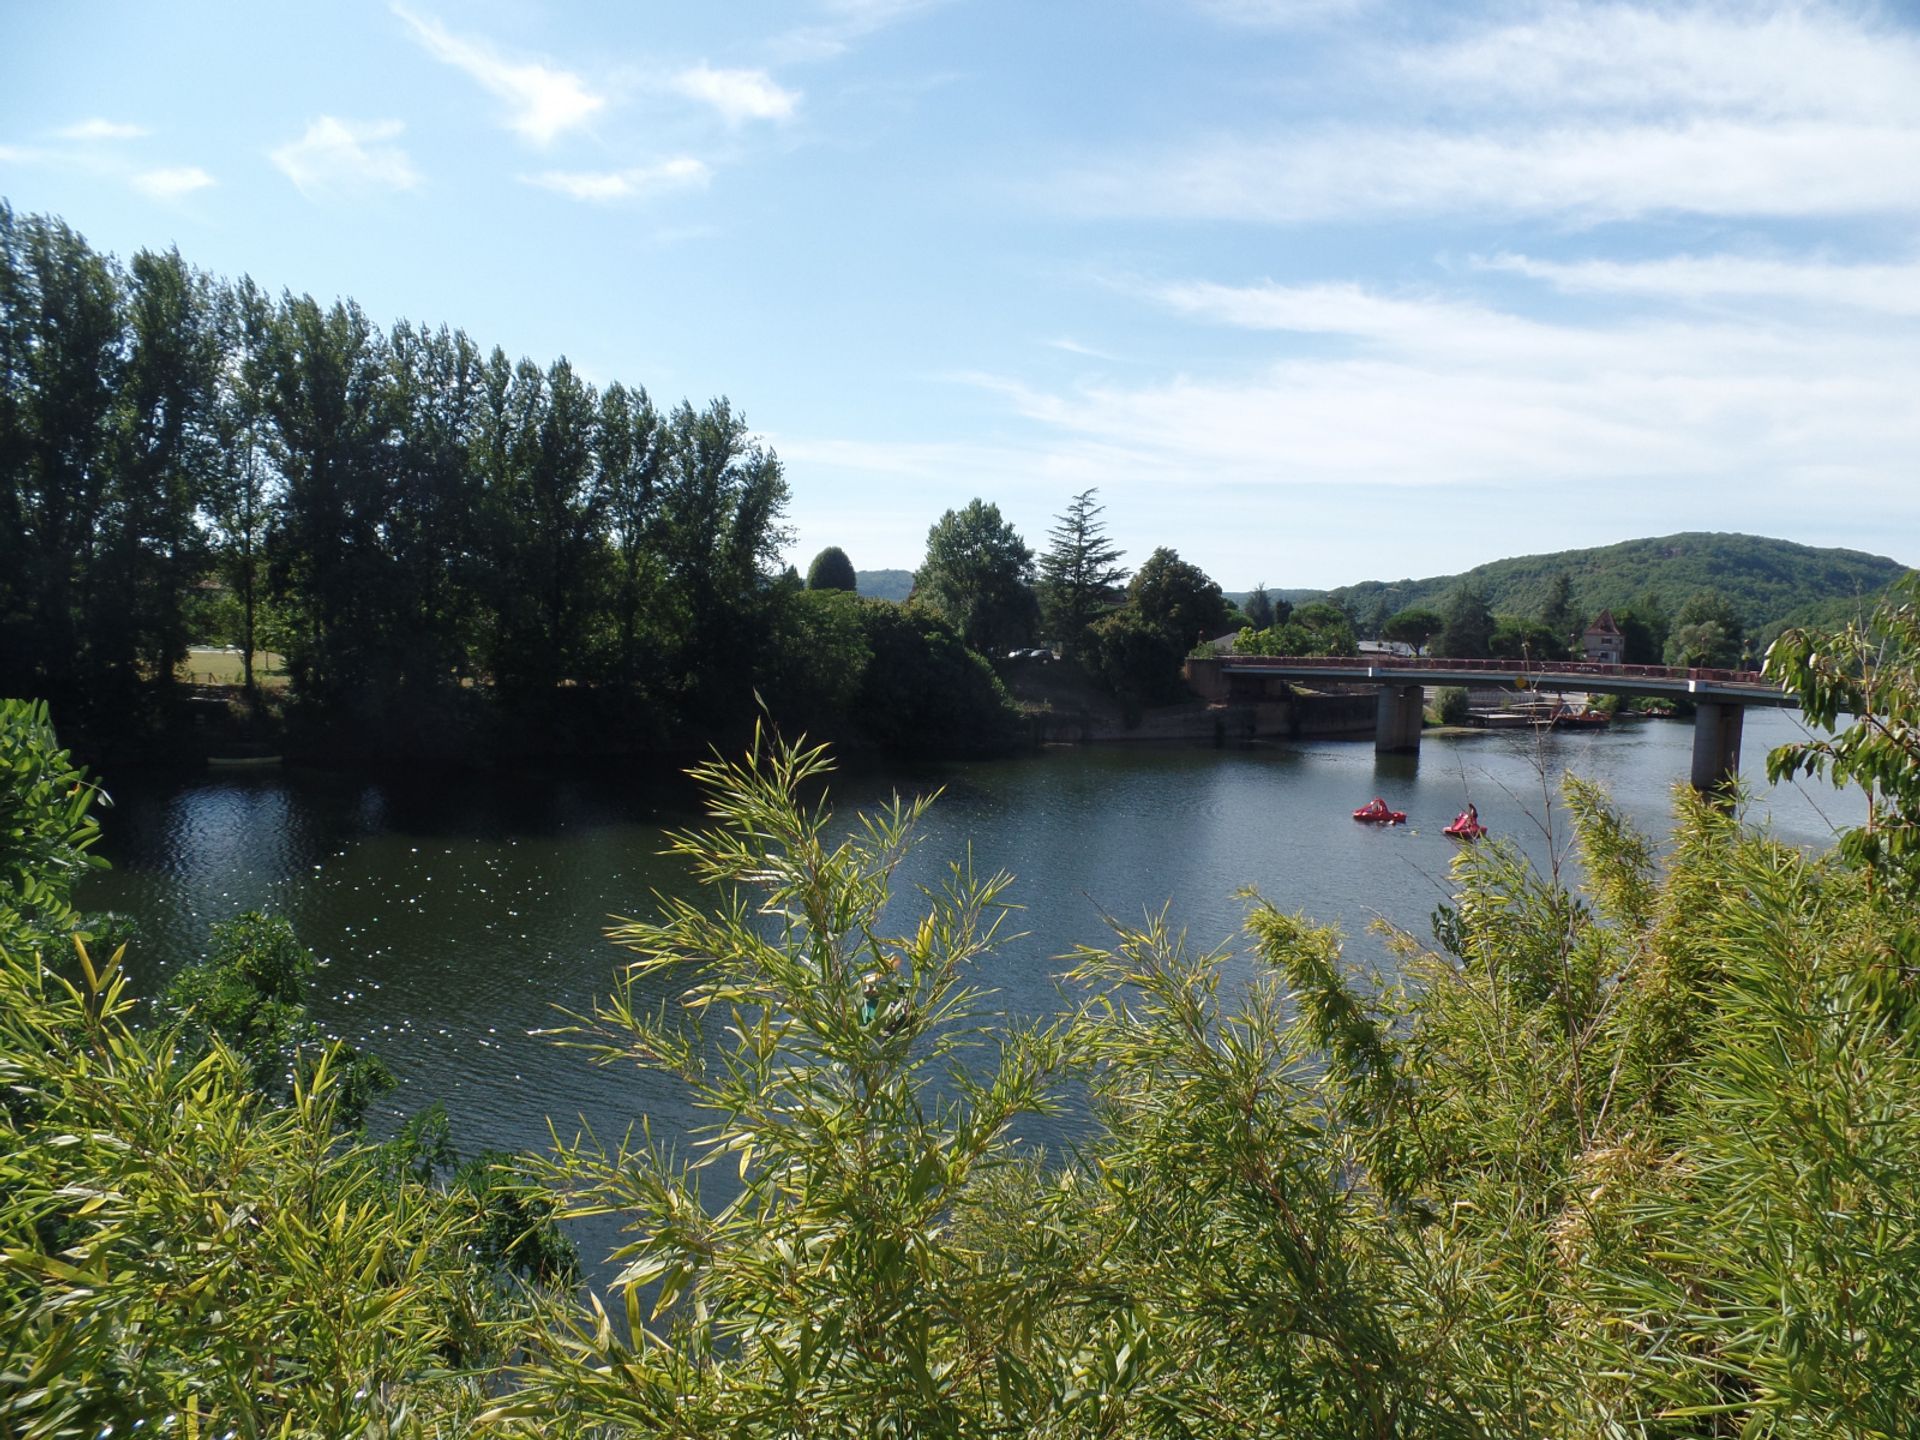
[1220,655,1772,685]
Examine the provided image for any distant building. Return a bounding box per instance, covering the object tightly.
[1582,609,1624,664]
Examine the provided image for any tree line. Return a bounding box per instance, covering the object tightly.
[0,204,1021,759]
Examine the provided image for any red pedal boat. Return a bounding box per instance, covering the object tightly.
[1353,798,1406,825]
[1444,812,1488,840]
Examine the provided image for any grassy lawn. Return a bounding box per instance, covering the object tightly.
[179,649,289,688]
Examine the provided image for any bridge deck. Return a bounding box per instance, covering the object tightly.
[1216,655,1796,707]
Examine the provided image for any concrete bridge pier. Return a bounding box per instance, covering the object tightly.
[1690,700,1746,794]
[1376,684,1425,755]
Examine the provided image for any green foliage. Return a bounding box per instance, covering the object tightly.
[1767,571,1920,895]
[0,697,555,1437]
[1382,605,1444,653]
[1088,547,1233,700]
[502,728,1067,1434]
[1089,608,1188,703]
[1433,685,1470,725]
[805,544,857,592]
[1037,488,1128,659]
[1488,615,1570,661]
[0,939,529,1437]
[1437,584,1495,658]
[1238,599,1359,658]
[912,497,1038,654]
[852,601,1023,754]
[1243,583,1278,630]
[1665,589,1748,668]
[0,698,109,958]
[159,910,395,1128]
[1129,546,1231,648]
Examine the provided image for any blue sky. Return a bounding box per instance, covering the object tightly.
[4,0,1918,589]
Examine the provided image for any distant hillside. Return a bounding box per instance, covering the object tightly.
[1224,588,1326,608]
[1327,533,1910,639]
[855,569,914,603]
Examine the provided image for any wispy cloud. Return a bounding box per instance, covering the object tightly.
[132,165,216,200]
[57,118,149,142]
[271,117,420,199]
[1481,252,1920,317]
[1063,121,1920,225]
[1189,0,1375,27]
[1045,337,1126,361]
[1057,3,1920,226]
[670,65,800,124]
[772,0,947,63]
[392,5,604,145]
[523,157,710,203]
[1411,3,1920,123]
[970,268,1920,510]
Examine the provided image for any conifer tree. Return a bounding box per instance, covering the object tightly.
[1038,488,1127,659]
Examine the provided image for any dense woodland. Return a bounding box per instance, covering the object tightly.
[7,579,1920,1435]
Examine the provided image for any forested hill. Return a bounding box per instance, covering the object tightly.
[856,569,915,602]
[1327,533,1910,635]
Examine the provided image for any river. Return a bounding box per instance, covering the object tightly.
[79,709,1862,1270]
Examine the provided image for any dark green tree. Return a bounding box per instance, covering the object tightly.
[653,397,792,713]
[1128,547,1230,651]
[599,380,664,689]
[1382,606,1445,654]
[261,295,397,705]
[385,320,488,692]
[1437,585,1496,658]
[1243,585,1276,630]
[206,277,279,694]
[912,498,1037,654]
[0,206,126,711]
[806,545,857,593]
[102,246,220,712]
[1037,488,1126,658]
[1489,616,1569,661]
[1666,590,1745,668]
[1538,570,1580,648]
[483,357,606,692]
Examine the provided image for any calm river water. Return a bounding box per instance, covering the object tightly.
[80,710,1863,1272]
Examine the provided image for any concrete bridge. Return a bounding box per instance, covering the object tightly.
[1184,655,1797,792]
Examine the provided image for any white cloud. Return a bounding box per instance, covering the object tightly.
[523,157,710,203]
[1045,337,1126,360]
[0,144,46,165]
[392,5,603,145]
[966,269,1920,512]
[132,165,216,200]
[1412,3,1920,123]
[1057,4,1920,226]
[58,118,149,142]
[1062,120,1920,225]
[670,65,800,125]
[271,117,420,199]
[1481,252,1920,318]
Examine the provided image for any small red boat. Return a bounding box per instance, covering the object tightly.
[1353,798,1406,825]
[1444,812,1488,840]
